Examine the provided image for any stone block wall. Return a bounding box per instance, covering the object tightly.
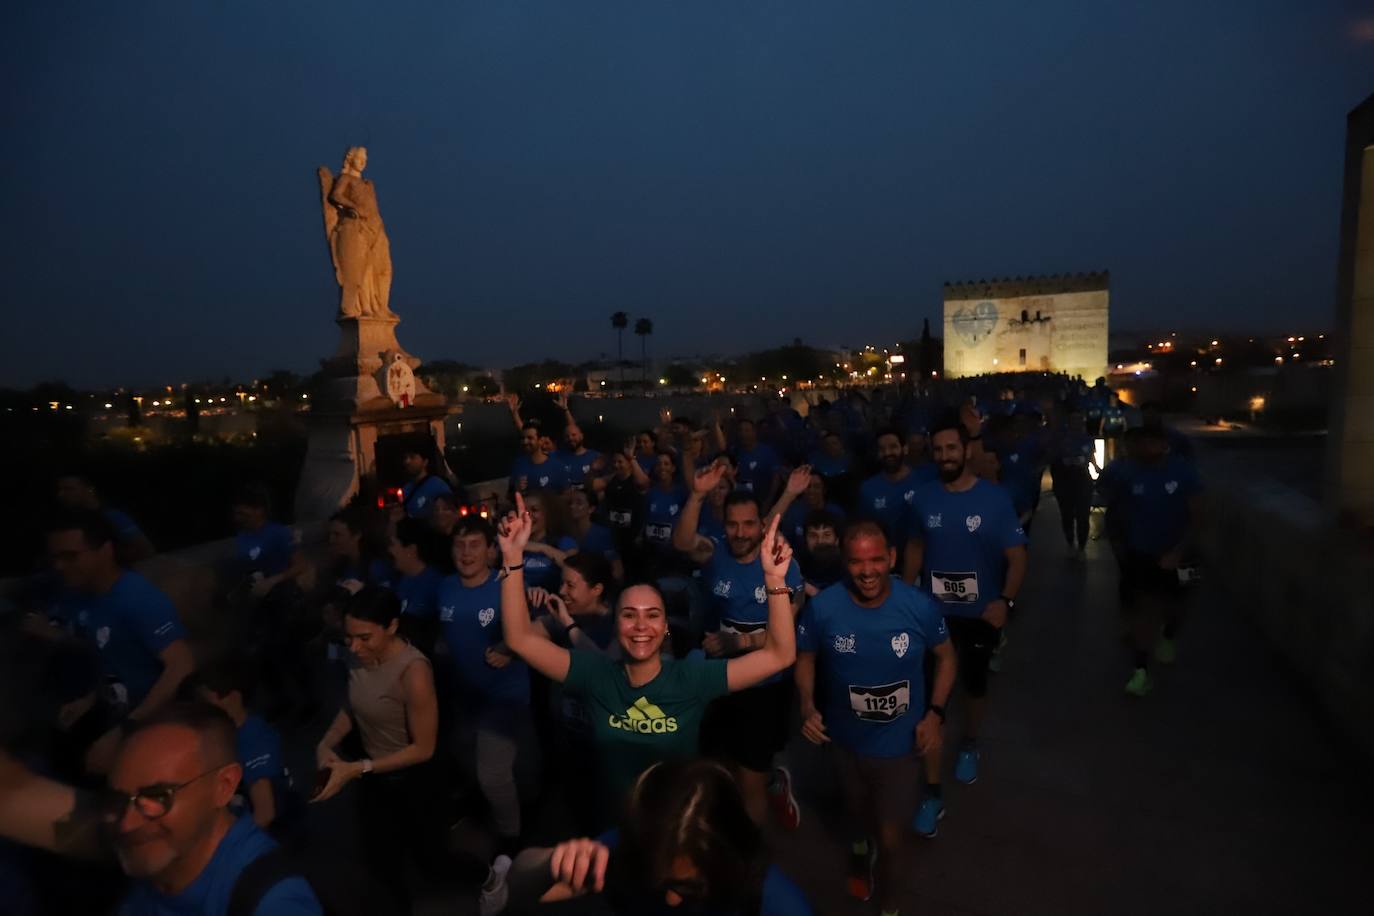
[1201,463,1374,759]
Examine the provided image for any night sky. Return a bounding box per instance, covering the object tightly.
[4,1,1372,388]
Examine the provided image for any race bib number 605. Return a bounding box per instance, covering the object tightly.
[848,681,911,722]
[931,571,979,604]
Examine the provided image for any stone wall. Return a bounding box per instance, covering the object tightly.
[1199,452,1374,759]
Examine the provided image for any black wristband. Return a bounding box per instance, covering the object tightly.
[564,620,580,633]
[928,704,947,724]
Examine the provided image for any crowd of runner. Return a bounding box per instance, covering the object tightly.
[0,373,1202,915]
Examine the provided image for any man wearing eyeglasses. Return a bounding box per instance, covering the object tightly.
[107,703,321,915]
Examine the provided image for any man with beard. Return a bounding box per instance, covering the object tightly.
[507,400,570,496]
[673,460,803,830]
[795,520,956,912]
[799,509,845,596]
[107,703,321,915]
[856,429,936,571]
[903,414,1026,823]
[552,392,603,490]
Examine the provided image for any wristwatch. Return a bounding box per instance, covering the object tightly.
[999,595,1017,611]
[360,758,374,776]
[928,704,947,723]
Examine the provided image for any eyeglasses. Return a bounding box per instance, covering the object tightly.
[100,766,227,823]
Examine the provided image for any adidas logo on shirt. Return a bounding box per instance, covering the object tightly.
[607,696,678,734]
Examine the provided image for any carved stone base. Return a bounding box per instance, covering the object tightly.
[295,314,456,522]
[294,401,456,523]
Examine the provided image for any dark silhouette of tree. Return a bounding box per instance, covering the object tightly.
[634,318,653,389]
[611,312,629,391]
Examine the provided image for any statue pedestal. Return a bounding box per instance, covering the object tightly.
[294,315,457,523]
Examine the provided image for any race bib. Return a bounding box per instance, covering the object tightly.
[931,571,979,604]
[848,680,911,722]
[645,523,672,542]
[609,510,631,528]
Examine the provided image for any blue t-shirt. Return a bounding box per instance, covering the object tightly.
[105,508,146,544]
[557,448,603,488]
[1102,456,1203,555]
[402,475,452,519]
[50,571,186,710]
[797,580,948,758]
[643,486,688,555]
[235,523,296,578]
[117,815,321,916]
[807,450,851,480]
[236,714,286,813]
[333,558,395,590]
[524,535,579,590]
[702,551,802,683]
[996,436,1043,516]
[857,467,928,544]
[595,829,811,916]
[576,523,620,563]
[1055,432,1096,473]
[696,505,726,548]
[435,571,530,712]
[734,444,781,496]
[510,455,570,494]
[393,567,445,619]
[909,479,1027,618]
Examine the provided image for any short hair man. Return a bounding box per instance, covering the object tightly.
[107,703,321,914]
[47,510,195,773]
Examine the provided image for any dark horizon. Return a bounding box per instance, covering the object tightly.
[5,2,1372,389]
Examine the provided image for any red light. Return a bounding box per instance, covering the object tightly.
[376,497,385,508]
[459,506,469,516]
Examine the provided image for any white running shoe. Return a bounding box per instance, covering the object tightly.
[478,854,512,916]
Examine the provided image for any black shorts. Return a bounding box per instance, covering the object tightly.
[1120,551,1182,608]
[701,678,792,773]
[945,616,1000,699]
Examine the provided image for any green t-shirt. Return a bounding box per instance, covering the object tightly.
[563,650,729,804]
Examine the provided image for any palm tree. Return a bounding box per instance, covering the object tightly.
[634,318,654,390]
[611,312,628,391]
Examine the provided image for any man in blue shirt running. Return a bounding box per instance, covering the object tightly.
[905,415,1027,800]
[106,703,321,916]
[796,520,956,913]
[856,429,934,563]
[1098,425,1203,697]
[47,511,196,774]
[673,461,804,831]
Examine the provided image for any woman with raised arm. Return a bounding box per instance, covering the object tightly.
[498,493,797,814]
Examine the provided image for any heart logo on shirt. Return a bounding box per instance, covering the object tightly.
[966,515,982,533]
[1165,481,1178,495]
[478,607,495,627]
[96,626,111,649]
[416,496,427,508]
[248,546,261,560]
[891,632,910,658]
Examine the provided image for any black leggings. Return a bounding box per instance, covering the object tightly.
[1054,474,1091,548]
[356,763,454,914]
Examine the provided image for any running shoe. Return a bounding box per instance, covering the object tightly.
[1154,636,1177,666]
[913,796,946,838]
[478,854,512,916]
[1124,667,1153,697]
[954,747,979,785]
[846,842,877,902]
[768,765,801,831]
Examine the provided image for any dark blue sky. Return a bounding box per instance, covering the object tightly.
[4,1,1371,387]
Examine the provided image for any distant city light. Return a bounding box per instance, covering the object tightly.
[247,395,256,401]
[599,380,606,386]
[659,378,668,385]
[462,386,468,392]
[1211,340,1219,346]
[152,400,161,406]
[301,393,309,399]
[1215,357,1223,365]
[104,402,112,409]
[1190,360,1198,367]
[888,354,905,365]
[1190,386,1198,393]
[1275,356,1284,364]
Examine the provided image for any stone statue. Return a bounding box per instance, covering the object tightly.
[317,146,394,319]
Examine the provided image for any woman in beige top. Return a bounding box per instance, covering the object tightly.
[312,586,440,913]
